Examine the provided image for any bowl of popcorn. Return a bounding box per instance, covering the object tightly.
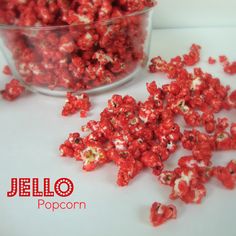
[0,0,155,96]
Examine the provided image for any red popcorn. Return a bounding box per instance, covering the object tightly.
[59,143,75,158]
[150,202,177,227]
[219,55,228,64]
[158,171,177,186]
[227,160,236,181]
[2,65,12,75]
[141,151,164,175]
[59,34,76,53]
[215,131,232,151]
[208,57,216,65]
[192,142,213,164]
[218,55,236,75]
[230,123,236,139]
[1,79,25,101]
[183,44,201,66]
[60,132,85,158]
[98,0,113,20]
[201,112,216,133]
[178,156,209,169]
[212,160,236,189]
[149,56,168,74]
[141,151,163,168]
[181,130,197,150]
[223,61,236,75]
[215,117,229,132]
[229,90,236,108]
[117,158,143,186]
[80,145,107,171]
[169,168,207,204]
[177,156,212,184]
[158,153,211,204]
[61,92,91,117]
[77,31,99,51]
[184,110,201,127]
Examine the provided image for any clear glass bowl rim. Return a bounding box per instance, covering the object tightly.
[0,5,155,31]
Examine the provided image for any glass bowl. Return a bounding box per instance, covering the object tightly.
[0,7,154,96]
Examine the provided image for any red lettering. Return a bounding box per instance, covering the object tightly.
[32,178,43,197]
[54,178,74,197]
[38,199,45,209]
[19,178,30,197]
[7,178,74,197]
[44,178,54,197]
[7,178,17,197]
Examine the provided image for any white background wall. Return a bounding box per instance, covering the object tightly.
[153,0,236,28]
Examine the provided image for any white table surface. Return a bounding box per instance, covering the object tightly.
[0,28,236,236]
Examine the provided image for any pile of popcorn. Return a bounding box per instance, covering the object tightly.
[59,45,236,227]
[0,0,155,91]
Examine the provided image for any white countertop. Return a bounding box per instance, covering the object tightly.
[0,28,236,236]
